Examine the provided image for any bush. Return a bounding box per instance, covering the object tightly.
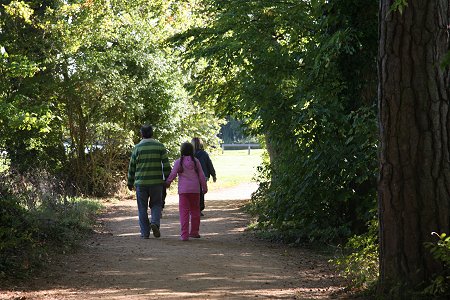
[247,106,378,244]
[0,169,102,279]
[33,197,102,247]
[423,233,450,298]
[0,195,42,278]
[332,218,379,289]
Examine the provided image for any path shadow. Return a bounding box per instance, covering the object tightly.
[2,200,344,299]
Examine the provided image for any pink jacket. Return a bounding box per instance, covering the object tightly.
[166,156,208,194]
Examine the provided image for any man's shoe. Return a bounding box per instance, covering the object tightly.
[151,223,161,238]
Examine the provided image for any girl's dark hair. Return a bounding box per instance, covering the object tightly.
[180,142,194,156]
[179,142,199,175]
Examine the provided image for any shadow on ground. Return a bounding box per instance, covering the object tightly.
[1,199,345,300]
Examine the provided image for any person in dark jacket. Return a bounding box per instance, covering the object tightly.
[191,137,216,216]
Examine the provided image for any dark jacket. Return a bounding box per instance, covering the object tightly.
[194,150,216,179]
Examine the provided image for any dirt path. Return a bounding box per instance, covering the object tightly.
[1,183,347,299]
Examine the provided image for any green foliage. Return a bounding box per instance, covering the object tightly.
[0,169,102,279]
[250,105,377,242]
[390,0,409,14]
[35,197,102,247]
[172,0,379,243]
[423,233,450,297]
[332,218,379,289]
[1,0,222,196]
[0,194,40,278]
[0,0,64,172]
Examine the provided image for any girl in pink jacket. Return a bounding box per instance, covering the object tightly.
[166,142,208,241]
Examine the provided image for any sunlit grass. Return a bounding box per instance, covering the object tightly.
[165,149,264,195]
[206,149,264,191]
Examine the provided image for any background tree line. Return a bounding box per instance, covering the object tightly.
[219,116,257,144]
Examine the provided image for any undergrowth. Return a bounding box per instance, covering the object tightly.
[331,217,378,294]
[423,232,450,298]
[0,169,102,280]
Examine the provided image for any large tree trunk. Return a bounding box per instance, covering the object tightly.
[378,0,450,294]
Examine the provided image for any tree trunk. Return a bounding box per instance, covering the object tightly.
[378,0,450,294]
[264,131,278,164]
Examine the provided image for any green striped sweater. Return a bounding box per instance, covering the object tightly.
[127,139,171,186]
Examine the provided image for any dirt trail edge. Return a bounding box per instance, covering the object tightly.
[2,183,348,300]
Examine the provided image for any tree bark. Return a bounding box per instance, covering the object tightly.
[378,0,450,294]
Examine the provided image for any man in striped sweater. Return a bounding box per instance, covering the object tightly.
[127,125,171,239]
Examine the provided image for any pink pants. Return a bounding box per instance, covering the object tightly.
[179,193,201,240]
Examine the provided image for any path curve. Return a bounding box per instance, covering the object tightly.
[1,183,346,300]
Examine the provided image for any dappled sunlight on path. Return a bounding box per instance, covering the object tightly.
[1,185,345,300]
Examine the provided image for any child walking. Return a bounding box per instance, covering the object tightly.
[166,142,208,241]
